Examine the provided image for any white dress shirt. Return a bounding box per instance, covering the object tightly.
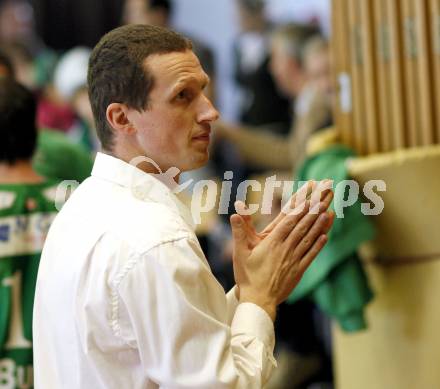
[33,152,276,388]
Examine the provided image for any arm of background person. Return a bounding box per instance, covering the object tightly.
[215,122,293,171]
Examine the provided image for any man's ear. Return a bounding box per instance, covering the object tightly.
[106,103,135,135]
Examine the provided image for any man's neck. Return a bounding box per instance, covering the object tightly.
[0,160,44,184]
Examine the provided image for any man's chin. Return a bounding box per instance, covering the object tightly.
[182,151,210,172]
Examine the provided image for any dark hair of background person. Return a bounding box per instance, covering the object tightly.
[87,24,192,151]
[237,0,265,14]
[150,0,172,14]
[0,78,37,164]
[0,48,14,77]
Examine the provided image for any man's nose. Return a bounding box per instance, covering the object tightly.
[197,95,220,123]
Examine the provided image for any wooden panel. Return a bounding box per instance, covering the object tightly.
[387,0,407,149]
[334,259,440,389]
[337,144,440,388]
[348,0,367,155]
[331,0,354,148]
[414,0,435,145]
[349,145,440,259]
[360,0,380,154]
[331,0,343,140]
[401,0,420,147]
[373,0,391,152]
[429,0,440,143]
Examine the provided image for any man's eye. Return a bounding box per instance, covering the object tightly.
[176,90,190,101]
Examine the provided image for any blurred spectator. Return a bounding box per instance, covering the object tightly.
[0,41,36,90]
[0,0,41,54]
[234,0,291,132]
[0,0,57,88]
[217,25,332,173]
[36,85,77,133]
[0,50,93,182]
[0,41,75,133]
[302,35,334,103]
[53,47,98,152]
[0,78,59,388]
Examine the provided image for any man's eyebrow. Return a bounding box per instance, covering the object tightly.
[170,75,211,93]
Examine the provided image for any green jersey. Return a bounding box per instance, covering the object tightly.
[0,181,58,389]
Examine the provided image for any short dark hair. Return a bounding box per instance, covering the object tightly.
[87,24,192,151]
[0,78,37,164]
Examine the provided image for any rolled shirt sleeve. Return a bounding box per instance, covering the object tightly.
[114,236,277,388]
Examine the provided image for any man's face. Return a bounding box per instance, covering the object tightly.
[237,3,264,32]
[305,49,333,99]
[126,50,219,173]
[269,41,302,98]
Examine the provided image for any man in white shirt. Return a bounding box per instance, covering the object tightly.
[33,24,334,388]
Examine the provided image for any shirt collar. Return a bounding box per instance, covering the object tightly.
[91,152,196,231]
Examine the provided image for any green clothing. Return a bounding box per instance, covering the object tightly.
[34,50,58,88]
[75,120,97,153]
[0,181,58,388]
[288,145,375,332]
[33,129,93,183]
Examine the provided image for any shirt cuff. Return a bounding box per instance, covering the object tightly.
[231,302,276,354]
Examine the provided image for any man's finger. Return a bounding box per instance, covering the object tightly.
[298,234,328,274]
[310,190,334,214]
[282,194,331,249]
[323,211,335,234]
[282,180,316,213]
[309,179,333,205]
[288,212,329,258]
[230,214,248,255]
[234,201,260,241]
[234,201,254,225]
[263,181,315,234]
[269,200,311,242]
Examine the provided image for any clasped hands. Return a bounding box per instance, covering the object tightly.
[230,180,335,321]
